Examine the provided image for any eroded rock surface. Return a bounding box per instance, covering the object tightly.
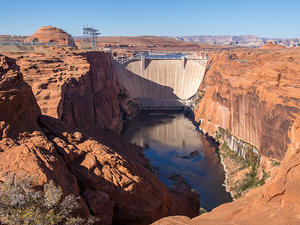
[152,47,300,225]
[0,55,41,138]
[153,115,300,225]
[5,48,138,135]
[195,48,300,160]
[25,26,76,47]
[0,52,198,225]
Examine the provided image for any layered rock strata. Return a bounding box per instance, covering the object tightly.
[195,48,300,160]
[152,47,300,225]
[5,48,138,135]
[0,53,199,225]
[153,114,300,225]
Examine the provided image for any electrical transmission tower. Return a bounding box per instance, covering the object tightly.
[82,25,100,49]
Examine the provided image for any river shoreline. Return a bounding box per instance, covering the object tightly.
[194,126,234,199]
[122,112,232,210]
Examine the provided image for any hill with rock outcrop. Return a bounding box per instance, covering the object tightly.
[24,26,76,47]
[259,42,285,49]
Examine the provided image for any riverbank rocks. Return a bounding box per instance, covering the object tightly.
[152,114,300,225]
[39,115,172,225]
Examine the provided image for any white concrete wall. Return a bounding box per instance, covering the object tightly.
[116,58,206,100]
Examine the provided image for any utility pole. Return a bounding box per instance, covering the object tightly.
[82,25,101,49]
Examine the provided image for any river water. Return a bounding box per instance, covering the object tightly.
[122,113,232,210]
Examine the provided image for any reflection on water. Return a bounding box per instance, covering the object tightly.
[122,113,232,210]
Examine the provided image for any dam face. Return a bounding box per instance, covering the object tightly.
[116,57,207,109]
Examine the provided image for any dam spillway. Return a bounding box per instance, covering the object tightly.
[115,56,207,110]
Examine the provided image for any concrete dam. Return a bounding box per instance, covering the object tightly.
[116,56,207,111]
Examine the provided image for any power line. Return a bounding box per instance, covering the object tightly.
[82,25,101,49]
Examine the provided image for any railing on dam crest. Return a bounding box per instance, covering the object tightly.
[114,51,208,65]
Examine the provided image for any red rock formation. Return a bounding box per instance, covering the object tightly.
[0,54,81,204]
[0,55,40,138]
[152,47,300,225]
[39,115,172,225]
[6,48,137,135]
[194,48,300,160]
[24,26,76,47]
[152,114,300,225]
[0,53,198,225]
[259,42,285,49]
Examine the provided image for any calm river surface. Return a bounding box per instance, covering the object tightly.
[122,113,232,210]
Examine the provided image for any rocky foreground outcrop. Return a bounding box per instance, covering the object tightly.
[0,53,199,225]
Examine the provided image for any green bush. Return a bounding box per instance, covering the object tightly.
[0,175,96,225]
[237,165,258,193]
[235,166,269,196]
[199,207,207,215]
[271,160,281,167]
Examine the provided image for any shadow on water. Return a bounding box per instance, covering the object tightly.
[122,112,232,211]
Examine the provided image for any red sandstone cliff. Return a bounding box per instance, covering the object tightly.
[194,48,300,160]
[5,48,138,135]
[153,113,300,225]
[152,47,300,225]
[0,55,41,138]
[0,53,199,224]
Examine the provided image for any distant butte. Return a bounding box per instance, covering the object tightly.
[24,26,77,47]
[259,42,285,49]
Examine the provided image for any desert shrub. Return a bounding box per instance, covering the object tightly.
[271,160,281,167]
[258,170,270,186]
[237,165,258,193]
[0,175,96,225]
[199,207,207,215]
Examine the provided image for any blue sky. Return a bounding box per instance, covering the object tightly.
[0,0,299,38]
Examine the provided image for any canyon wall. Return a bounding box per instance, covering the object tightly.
[0,55,41,138]
[194,48,300,160]
[5,48,137,136]
[0,52,199,225]
[153,114,300,224]
[152,47,300,225]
